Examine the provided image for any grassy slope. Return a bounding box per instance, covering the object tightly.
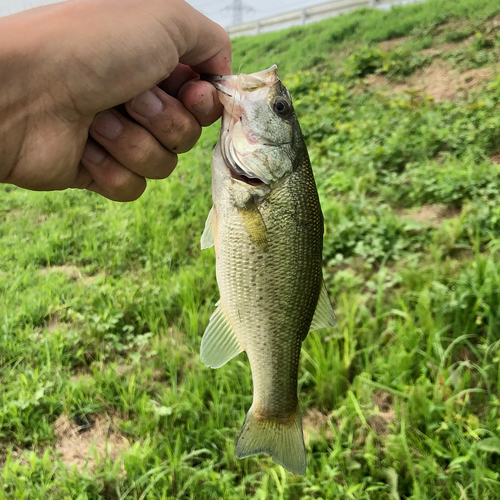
[2,0,500,498]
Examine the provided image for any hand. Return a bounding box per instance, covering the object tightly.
[0,0,231,201]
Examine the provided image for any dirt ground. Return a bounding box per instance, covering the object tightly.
[54,414,130,472]
[365,62,493,100]
[395,204,461,227]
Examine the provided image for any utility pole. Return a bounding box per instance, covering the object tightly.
[233,0,242,25]
[224,0,253,26]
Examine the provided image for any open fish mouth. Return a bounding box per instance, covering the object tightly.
[229,164,266,186]
[200,74,234,96]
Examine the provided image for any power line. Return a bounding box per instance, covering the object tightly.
[190,0,328,27]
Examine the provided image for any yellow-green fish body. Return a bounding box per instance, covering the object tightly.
[201,66,335,475]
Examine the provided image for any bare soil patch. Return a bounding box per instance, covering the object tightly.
[303,408,333,445]
[490,150,500,164]
[39,265,83,280]
[54,414,130,472]
[3,209,23,221]
[379,36,409,51]
[69,371,95,385]
[435,19,471,35]
[419,65,493,100]
[114,364,131,377]
[42,312,79,336]
[47,314,67,333]
[486,13,500,31]
[368,391,397,436]
[421,37,473,56]
[366,62,492,100]
[0,447,32,467]
[39,265,104,284]
[396,204,461,227]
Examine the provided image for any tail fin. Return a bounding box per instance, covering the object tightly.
[235,405,306,475]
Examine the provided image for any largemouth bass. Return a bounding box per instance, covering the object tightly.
[200,65,335,475]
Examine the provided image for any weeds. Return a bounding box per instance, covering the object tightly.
[2,0,500,498]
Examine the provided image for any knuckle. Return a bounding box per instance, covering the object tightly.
[213,22,231,48]
[165,115,201,153]
[127,138,178,179]
[220,28,231,48]
[129,138,157,166]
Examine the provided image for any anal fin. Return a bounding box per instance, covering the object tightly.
[201,300,244,368]
[309,281,335,332]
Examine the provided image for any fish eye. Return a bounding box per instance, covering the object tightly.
[273,98,291,118]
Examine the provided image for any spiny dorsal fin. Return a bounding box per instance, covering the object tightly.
[201,206,215,250]
[201,300,244,368]
[309,282,335,332]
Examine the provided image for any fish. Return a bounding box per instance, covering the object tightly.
[200,65,335,475]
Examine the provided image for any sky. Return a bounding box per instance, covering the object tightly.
[0,0,330,28]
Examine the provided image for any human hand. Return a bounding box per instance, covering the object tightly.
[0,0,231,201]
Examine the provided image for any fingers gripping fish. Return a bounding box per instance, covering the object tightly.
[200,65,335,475]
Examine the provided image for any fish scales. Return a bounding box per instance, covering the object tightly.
[200,65,335,475]
[216,148,323,418]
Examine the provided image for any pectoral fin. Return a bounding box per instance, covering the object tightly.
[201,301,244,368]
[237,204,268,251]
[201,206,216,250]
[309,282,336,332]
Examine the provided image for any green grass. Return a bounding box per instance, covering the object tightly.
[2,0,500,498]
[232,0,500,77]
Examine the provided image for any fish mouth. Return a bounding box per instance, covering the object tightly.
[229,165,266,186]
[201,66,278,95]
[200,74,235,96]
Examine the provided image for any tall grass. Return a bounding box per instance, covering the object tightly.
[2,0,500,497]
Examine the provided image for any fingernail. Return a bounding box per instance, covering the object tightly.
[130,90,163,118]
[92,111,123,140]
[192,93,214,115]
[82,142,105,164]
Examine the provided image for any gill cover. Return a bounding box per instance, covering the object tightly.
[207,66,300,186]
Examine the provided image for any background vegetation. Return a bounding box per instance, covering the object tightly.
[2,0,500,497]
